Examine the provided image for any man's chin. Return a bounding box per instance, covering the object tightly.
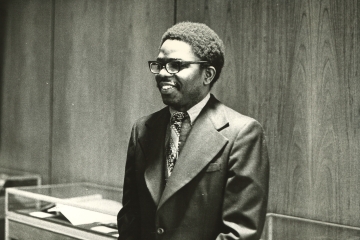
[161,95,179,108]
[161,97,176,107]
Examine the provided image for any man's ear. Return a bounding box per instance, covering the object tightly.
[203,66,216,86]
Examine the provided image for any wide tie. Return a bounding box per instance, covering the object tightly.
[166,112,188,177]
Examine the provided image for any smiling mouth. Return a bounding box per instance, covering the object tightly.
[158,81,178,93]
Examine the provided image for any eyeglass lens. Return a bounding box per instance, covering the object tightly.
[150,62,179,74]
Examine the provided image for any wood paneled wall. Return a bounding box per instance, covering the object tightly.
[176,0,360,226]
[0,0,52,183]
[0,0,359,228]
[51,0,172,186]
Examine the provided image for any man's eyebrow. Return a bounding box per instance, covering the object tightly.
[156,57,182,62]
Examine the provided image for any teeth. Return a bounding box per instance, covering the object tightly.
[162,85,174,90]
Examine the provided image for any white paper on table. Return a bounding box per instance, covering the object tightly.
[47,199,122,226]
[29,211,54,218]
[91,226,117,233]
[76,198,122,215]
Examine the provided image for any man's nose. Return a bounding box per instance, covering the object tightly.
[156,69,171,83]
[158,67,172,77]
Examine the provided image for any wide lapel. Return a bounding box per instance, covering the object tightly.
[140,108,170,206]
[158,96,229,210]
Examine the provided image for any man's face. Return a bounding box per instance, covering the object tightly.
[155,40,209,112]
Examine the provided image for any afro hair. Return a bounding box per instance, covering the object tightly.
[160,22,225,86]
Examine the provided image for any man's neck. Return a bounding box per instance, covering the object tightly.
[169,93,210,125]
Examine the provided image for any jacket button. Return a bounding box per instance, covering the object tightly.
[157,228,165,235]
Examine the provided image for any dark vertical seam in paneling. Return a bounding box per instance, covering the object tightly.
[174,0,177,24]
[48,0,55,185]
[0,1,6,152]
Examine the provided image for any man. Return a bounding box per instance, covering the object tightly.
[117,22,269,240]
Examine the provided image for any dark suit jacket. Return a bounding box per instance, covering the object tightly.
[117,94,269,240]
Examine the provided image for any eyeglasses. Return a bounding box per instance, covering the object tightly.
[148,60,209,74]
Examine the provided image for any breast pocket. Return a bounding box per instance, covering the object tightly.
[205,162,222,172]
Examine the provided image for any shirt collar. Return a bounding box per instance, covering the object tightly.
[169,93,210,125]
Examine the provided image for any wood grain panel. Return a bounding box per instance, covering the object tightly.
[309,0,342,222]
[51,0,174,186]
[327,0,360,225]
[0,0,52,183]
[176,0,360,227]
[262,214,360,240]
[176,0,304,214]
[277,0,314,219]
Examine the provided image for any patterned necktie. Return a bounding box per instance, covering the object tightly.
[166,112,188,176]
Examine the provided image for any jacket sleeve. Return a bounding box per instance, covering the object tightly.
[117,124,141,240]
[217,120,269,240]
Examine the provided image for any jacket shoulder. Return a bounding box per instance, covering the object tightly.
[214,99,264,132]
[133,107,169,128]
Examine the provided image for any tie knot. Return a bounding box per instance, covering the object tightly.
[170,112,188,133]
[171,111,187,124]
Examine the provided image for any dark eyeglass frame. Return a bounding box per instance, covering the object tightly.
[148,60,209,74]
